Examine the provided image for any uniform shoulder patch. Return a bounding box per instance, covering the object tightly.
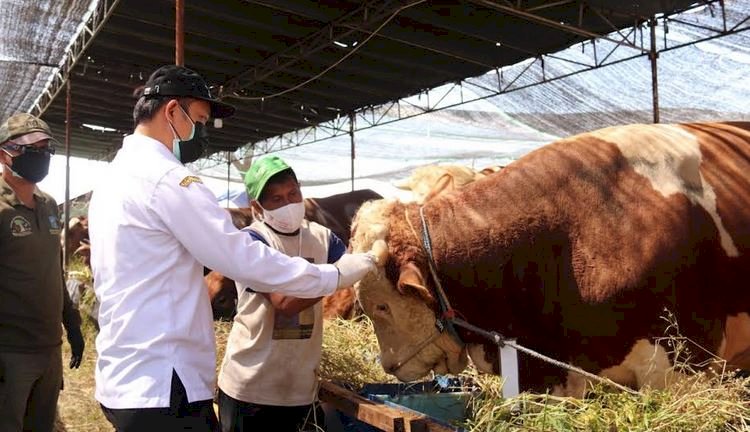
[179,175,203,187]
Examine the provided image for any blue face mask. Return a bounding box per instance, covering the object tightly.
[167,104,209,164]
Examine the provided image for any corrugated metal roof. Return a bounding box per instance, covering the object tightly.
[7,0,702,159]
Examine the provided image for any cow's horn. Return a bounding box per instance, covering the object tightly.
[393,177,412,190]
[370,239,388,267]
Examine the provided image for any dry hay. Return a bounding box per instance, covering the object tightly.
[319,316,750,431]
[462,368,750,432]
[319,316,398,389]
[214,319,233,375]
[66,257,98,334]
[214,314,394,391]
[56,301,750,432]
[57,324,112,431]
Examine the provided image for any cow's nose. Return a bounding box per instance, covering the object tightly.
[382,363,397,374]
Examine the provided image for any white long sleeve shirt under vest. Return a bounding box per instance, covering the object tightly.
[88,133,339,409]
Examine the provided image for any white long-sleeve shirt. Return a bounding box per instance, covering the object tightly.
[88,133,338,409]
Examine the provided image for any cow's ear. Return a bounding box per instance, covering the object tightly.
[397,262,434,303]
[423,173,455,202]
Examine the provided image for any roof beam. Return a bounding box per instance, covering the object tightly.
[469,0,649,54]
[221,0,418,97]
[29,0,122,117]
[252,0,496,69]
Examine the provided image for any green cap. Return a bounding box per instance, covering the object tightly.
[244,156,293,200]
[0,113,56,146]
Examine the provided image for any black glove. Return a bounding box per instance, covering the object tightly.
[66,326,85,369]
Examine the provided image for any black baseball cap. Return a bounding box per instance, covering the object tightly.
[141,65,235,119]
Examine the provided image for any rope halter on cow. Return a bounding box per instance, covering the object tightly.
[389,208,465,374]
[399,206,642,396]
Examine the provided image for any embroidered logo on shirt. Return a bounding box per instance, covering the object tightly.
[179,176,203,187]
[10,216,32,237]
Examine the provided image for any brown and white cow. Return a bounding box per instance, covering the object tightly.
[63,216,90,263]
[351,121,750,396]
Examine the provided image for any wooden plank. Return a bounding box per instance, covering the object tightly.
[319,381,407,432]
[408,416,461,432]
[319,381,461,432]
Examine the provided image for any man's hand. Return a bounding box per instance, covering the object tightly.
[66,327,85,369]
[335,253,377,289]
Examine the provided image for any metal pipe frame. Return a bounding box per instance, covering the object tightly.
[175,0,185,66]
[28,0,122,117]
[221,0,422,97]
[193,0,748,172]
[469,0,650,55]
[63,80,72,268]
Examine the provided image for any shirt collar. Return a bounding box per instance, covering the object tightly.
[0,175,45,206]
[122,133,178,162]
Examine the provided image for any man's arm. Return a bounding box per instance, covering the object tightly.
[259,231,346,316]
[60,253,84,369]
[261,293,321,317]
[149,168,373,298]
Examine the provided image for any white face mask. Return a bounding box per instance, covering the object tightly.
[261,201,305,233]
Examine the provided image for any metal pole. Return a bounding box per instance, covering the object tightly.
[649,17,660,124]
[63,80,72,269]
[349,112,355,191]
[175,0,185,66]
[226,152,231,209]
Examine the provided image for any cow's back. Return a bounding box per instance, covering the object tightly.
[423,122,750,389]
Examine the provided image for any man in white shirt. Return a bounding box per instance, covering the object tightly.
[88,65,375,432]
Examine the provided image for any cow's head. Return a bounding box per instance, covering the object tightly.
[350,199,467,382]
[64,216,89,251]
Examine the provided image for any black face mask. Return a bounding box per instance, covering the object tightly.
[3,147,52,183]
[174,122,209,164]
[169,104,210,164]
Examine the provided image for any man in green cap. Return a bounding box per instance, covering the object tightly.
[0,112,85,431]
[217,156,346,432]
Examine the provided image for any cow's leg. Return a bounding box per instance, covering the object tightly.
[466,344,494,374]
[602,339,677,390]
[554,339,680,396]
[720,313,750,370]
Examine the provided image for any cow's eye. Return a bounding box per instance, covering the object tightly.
[375,304,390,314]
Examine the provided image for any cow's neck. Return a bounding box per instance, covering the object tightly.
[414,172,565,340]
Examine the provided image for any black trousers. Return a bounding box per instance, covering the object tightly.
[217,389,324,432]
[101,371,218,432]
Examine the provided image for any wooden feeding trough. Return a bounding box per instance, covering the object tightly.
[319,380,471,432]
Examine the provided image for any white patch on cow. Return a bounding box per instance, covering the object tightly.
[604,339,677,389]
[350,199,394,254]
[467,344,495,374]
[551,372,588,398]
[721,313,750,369]
[591,124,739,257]
[551,339,679,397]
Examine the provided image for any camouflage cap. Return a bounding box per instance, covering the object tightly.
[0,113,56,146]
[244,156,294,201]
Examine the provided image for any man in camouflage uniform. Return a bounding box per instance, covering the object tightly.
[0,113,84,432]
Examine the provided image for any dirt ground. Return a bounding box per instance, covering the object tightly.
[58,327,112,432]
